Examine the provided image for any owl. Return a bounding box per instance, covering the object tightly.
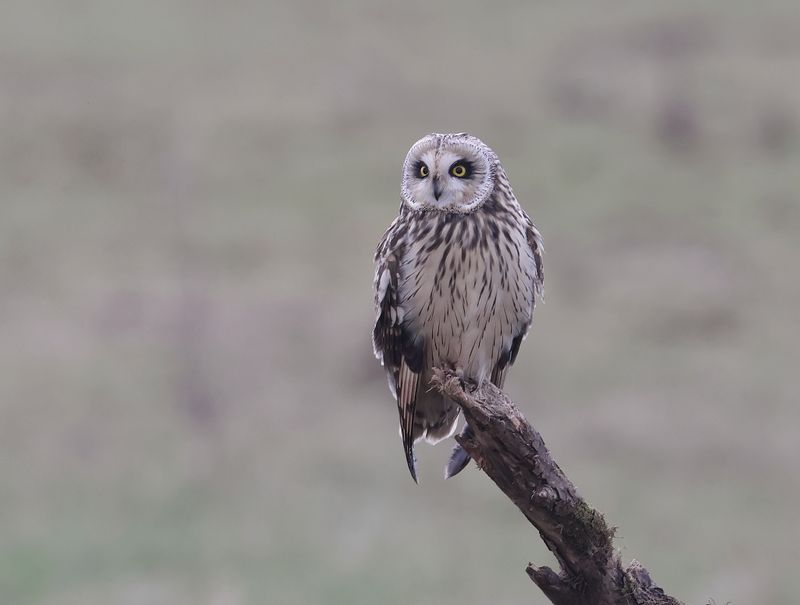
[373,132,543,482]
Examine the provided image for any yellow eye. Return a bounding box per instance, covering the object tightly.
[450,163,468,178]
[417,163,429,178]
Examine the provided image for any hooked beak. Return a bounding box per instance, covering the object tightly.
[432,175,443,201]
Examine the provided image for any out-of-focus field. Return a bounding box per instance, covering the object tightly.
[2,2,799,604]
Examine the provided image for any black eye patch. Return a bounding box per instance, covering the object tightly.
[449,160,473,178]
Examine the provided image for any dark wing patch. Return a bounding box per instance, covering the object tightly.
[491,332,524,388]
[490,363,507,390]
[373,223,424,482]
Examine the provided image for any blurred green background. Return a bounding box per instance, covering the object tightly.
[2,1,799,604]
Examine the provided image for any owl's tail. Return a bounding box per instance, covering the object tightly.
[444,424,474,479]
[402,426,418,483]
[400,388,460,482]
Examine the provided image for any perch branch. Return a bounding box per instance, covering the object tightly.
[431,369,684,605]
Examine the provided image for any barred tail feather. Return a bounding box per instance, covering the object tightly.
[397,362,420,482]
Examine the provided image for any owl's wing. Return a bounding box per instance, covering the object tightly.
[526,215,545,301]
[490,214,544,388]
[373,219,424,482]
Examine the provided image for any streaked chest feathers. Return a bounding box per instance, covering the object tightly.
[398,210,536,382]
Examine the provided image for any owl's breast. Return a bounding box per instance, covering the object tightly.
[398,213,536,382]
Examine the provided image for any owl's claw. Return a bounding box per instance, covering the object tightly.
[451,367,478,392]
[463,377,480,392]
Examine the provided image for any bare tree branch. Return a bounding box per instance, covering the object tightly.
[431,369,684,605]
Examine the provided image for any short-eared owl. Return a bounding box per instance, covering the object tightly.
[372,133,543,482]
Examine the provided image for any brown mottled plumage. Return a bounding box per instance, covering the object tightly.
[373,133,543,482]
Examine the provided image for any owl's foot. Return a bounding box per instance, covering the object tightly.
[450,367,479,392]
[444,424,474,479]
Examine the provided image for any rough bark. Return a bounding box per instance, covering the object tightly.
[431,369,684,605]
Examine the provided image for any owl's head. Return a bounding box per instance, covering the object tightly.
[401,133,498,213]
